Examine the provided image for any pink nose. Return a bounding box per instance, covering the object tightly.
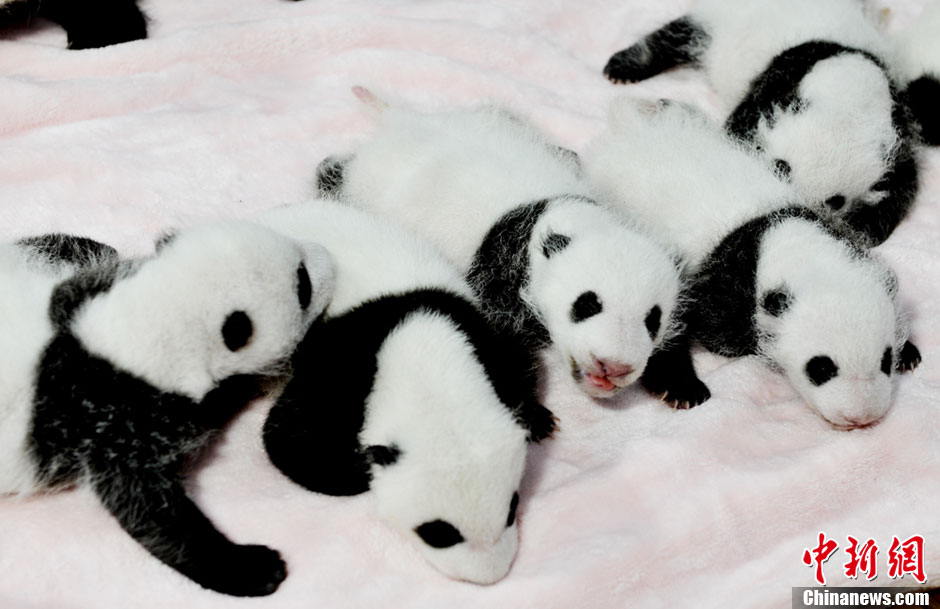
[595,358,634,379]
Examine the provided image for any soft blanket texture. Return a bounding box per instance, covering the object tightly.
[1,1,938,607]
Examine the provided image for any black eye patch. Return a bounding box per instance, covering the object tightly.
[415,520,464,549]
[297,262,312,311]
[880,347,892,376]
[824,195,846,211]
[570,291,602,323]
[761,290,791,317]
[365,444,400,467]
[541,232,571,258]
[506,492,519,528]
[773,159,792,181]
[222,311,253,352]
[806,356,838,386]
[644,305,661,340]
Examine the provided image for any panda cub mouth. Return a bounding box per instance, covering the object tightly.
[569,356,637,397]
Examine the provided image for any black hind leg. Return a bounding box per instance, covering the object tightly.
[604,16,709,84]
[93,472,286,597]
[897,340,922,373]
[641,336,711,409]
[38,0,147,49]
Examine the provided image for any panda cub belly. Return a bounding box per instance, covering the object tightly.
[258,201,553,584]
[318,93,684,401]
[603,0,919,248]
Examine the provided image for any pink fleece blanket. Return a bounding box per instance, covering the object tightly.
[1,1,939,607]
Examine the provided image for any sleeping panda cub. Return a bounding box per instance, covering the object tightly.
[259,201,554,584]
[317,89,686,403]
[585,98,920,428]
[0,222,334,597]
[0,0,147,49]
[890,0,940,146]
[604,0,919,247]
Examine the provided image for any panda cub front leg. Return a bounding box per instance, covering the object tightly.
[604,16,710,84]
[897,340,922,373]
[91,468,287,597]
[640,334,711,409]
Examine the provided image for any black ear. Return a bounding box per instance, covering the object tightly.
[761,289,792,317]
[222,311,253,351]
[541,232,571,258]
[365,444,401,467]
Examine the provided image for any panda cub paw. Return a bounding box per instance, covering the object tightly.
[640,363,711,410]
[526,404,559,443]
[604,46,656,84]
[197,544,287,597]
[896,340,922,373]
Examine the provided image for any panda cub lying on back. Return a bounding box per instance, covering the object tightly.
[604,0,919,247]
[0,222,334,596]
[259,201,554,584]
[317,89,688,403]
[585,98,920,429]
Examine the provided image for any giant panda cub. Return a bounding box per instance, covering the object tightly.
[890,0,940,146]
[0,222,334,597]
[258,201,555,584]
[604,0,919,247]
[316,89,686,403]
[584,98,921,429]
[0,0,147,49]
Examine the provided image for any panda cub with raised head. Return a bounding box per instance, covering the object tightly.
[317,88,685,403]
[890,0,940,146]
[259,201,554,585]
[585,98,920,429]
[0,222,334,597]
[604,0,919,247]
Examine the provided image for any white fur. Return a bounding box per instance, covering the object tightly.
[336,98,682,398]
[690,0,901,214]
[585,97,908,428]
[74,221,334,401]
[257,201,528,584]
[585,97,792,268]
[755,219,905,428]
[890,0,940,85]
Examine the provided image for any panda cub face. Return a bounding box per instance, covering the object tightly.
[758,55,898,224]
[526,201,681,398]
[73,221,335,399]
[755,220,900,428]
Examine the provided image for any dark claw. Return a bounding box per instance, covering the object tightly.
[897,340,922,373]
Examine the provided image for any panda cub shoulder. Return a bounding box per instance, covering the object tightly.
[604,0,919,247]
[318,91,684,402]
[258,200,553,585]
[7,221,333,597]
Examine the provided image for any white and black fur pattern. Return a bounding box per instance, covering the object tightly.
[0,222,334,597]
[0,0,147,49]
[258,201,554,585]
[890,0,940,146]
[585,98,921,428]
[604,0,920,248]
[318,92,684,401]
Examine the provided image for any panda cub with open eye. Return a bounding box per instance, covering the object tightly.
[604,0,920,247]
[0,222,334,597]
[259,201,555,585]
[585,97,920,429]
[316,88,685,402]
[890,0,940,146]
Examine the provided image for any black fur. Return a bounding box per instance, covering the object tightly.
[315,155,352,198]
[506,491,519,527]
[467,199,553,351]
[897,340,922,373]
[570,291,602,323]
[0,0,147,49]
[414,520,464,549]
[222,311,253,351]
[903,75,940,146]
[263,288,554,498]
[761,289,791,317]
[604,16,709,83]
[644,305,661,340]
[31,279,282,596]
[724,41,919,247]
[17,233,118,267]
[365,444,400,467]
[297,263,312,310]
[541,232,571,258]
[881,347,892,376]
[639,331,710,409]
[805,355,839,386]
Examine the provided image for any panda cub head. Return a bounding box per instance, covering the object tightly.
[526,198,682,398]
[757,55,900,227]
[755,218,903,428]
[359,313,529,584]
[71,221,335,399]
